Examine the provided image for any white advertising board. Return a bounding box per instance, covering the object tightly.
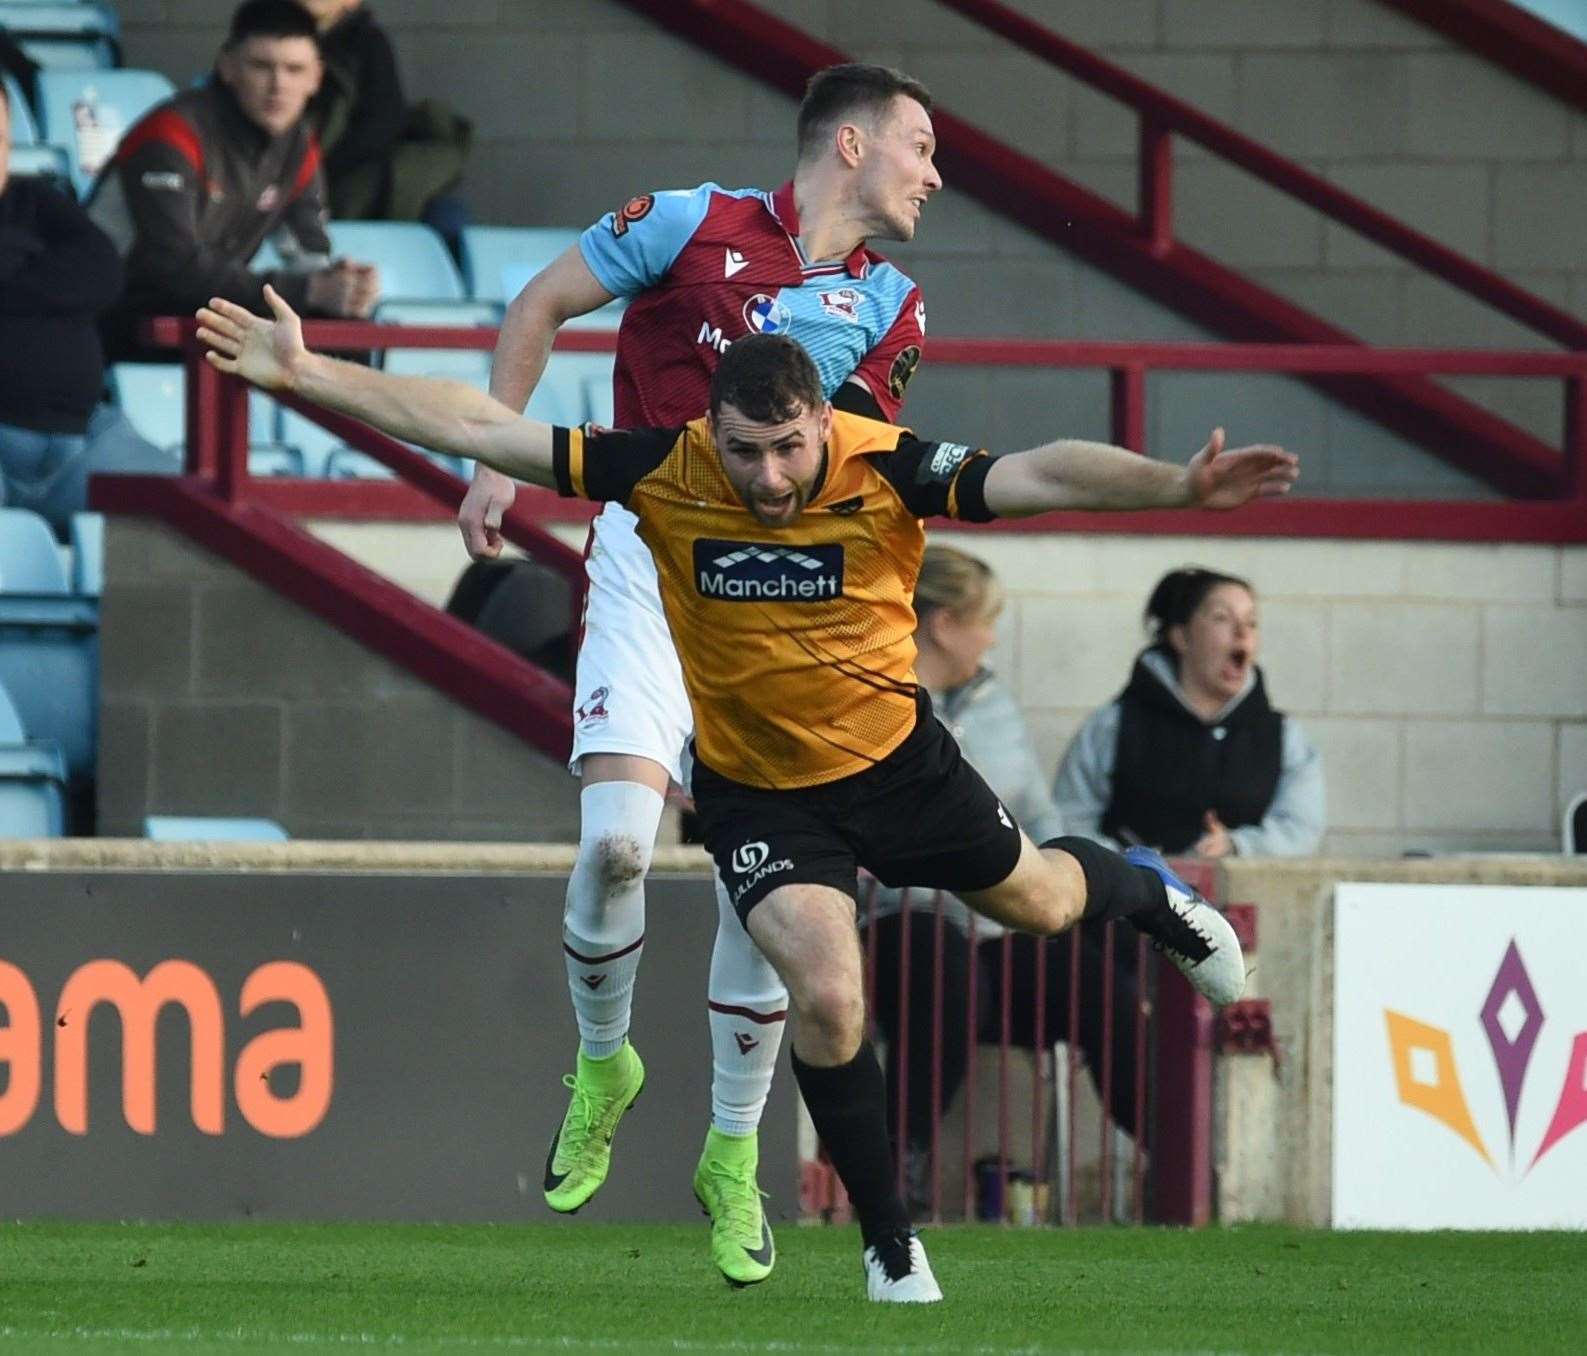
[1333,883,1587,1229]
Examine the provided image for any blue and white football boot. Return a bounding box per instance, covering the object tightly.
[1124,846,1246,1006]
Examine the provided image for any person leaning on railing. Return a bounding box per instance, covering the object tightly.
[863,543,1142,1217]
[1054,567,1325,858]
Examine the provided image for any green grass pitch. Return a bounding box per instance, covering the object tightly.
[0,1221,1582,1354]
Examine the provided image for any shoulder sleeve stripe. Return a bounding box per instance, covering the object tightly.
[552,426,585,498]
[289,133,322,201]
[115,108,203,174]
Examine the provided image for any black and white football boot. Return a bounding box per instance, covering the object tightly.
[1125,846,1246,1005]
[862,1228,943,1303]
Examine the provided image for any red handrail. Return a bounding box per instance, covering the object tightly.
[1375,0,1587,116]
[934,0,1587,351]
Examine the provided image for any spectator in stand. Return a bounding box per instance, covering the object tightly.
[298,0,472,256]
[87,0,380,361]
[0,81,174,534]
[1055,567,1325,857]
[863,544,1140,1214]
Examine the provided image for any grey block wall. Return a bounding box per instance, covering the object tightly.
[115,0,1587,498]
[98,517,581,841]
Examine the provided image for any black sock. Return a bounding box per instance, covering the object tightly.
[1041,836,1168,922]
[791,1042,910,1244]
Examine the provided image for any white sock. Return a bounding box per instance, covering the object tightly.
[707,872,788,1136]
[562,780,663,1058]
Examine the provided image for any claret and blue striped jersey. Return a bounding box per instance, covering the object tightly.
[580,182,926,426]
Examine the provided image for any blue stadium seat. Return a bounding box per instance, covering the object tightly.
[111,363,278,456]
[248,445,304,478]
[144,815,289,841]
[0,588,97,780]
[35,68,177,196]
[0,744,68,837]
[68,511,102,598]
[0,508,69,593]
[2,72,40,142]
[5,144,71,187]
[327,220,464,302]
[322,447,395,480]
[375,300,496,386]
[0,680,67,839]
[109,362,183,451]
[460,224,625,332]
[276,408,348,478]
[0,3,121,69]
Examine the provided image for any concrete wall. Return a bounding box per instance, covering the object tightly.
[97,517,582,841]
[113,0,1587,497]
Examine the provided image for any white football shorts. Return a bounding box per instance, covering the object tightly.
[567,502,693,784]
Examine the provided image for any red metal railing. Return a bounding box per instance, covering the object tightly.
[136,317,1587,542]
[935,0,1587,351]
[614,0,1576,499]
[801,866,1223,1227]
[91,317,1587,761]
[1374,0,1587,116]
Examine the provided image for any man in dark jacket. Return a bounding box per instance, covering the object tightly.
[0,81,173,533]
[87,0,379,360]
[299,0,404,219]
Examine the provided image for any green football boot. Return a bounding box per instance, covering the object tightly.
[693,1126,776,1287]
[542,1043,645,1213]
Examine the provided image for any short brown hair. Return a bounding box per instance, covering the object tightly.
[796,63,932,161]
[709,334,823,423]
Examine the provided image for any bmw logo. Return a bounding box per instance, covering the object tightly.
[742,293,792,335]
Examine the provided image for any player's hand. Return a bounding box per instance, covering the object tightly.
[459,464,516,559]
[1185,428,1298,510]
[196,285,305,393]
[1193,809,1233,858]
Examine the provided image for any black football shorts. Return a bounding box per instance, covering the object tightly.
[691,691,1025,924]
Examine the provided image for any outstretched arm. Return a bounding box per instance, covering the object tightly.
[196,287,558,488]
[983,428,1298,517]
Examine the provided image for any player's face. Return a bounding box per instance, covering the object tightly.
[712,399,833,527]
[0,97,11,199]
[857,95,942,242]
[1171,584,1260,703]
[218,35,323,137]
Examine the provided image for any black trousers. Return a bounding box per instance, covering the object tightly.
[865,913,1145,1154]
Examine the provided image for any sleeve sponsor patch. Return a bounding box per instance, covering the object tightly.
[140,170,185,191]
[919,442,972,484]
[610,193,655,238]
[888,344,922,400]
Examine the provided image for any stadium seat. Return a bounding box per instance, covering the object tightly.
[0,743,68,838]
[0,3,120,70]
[0,585,97,780]
[1566,791,1586,854]
[34,68,178,196]
[143,815,289,841]
[459,224,625,331]
[109,362,183,452]
[322,447,395,480]
[460,225,577,302]
[327,221,464,302]
[0,508,69,593]
[2,72,40,142]
[0,680,68,839]
[111,363,278,457]
[5,144,71,187]
[375,299,496,385]
[68,511,102,598]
